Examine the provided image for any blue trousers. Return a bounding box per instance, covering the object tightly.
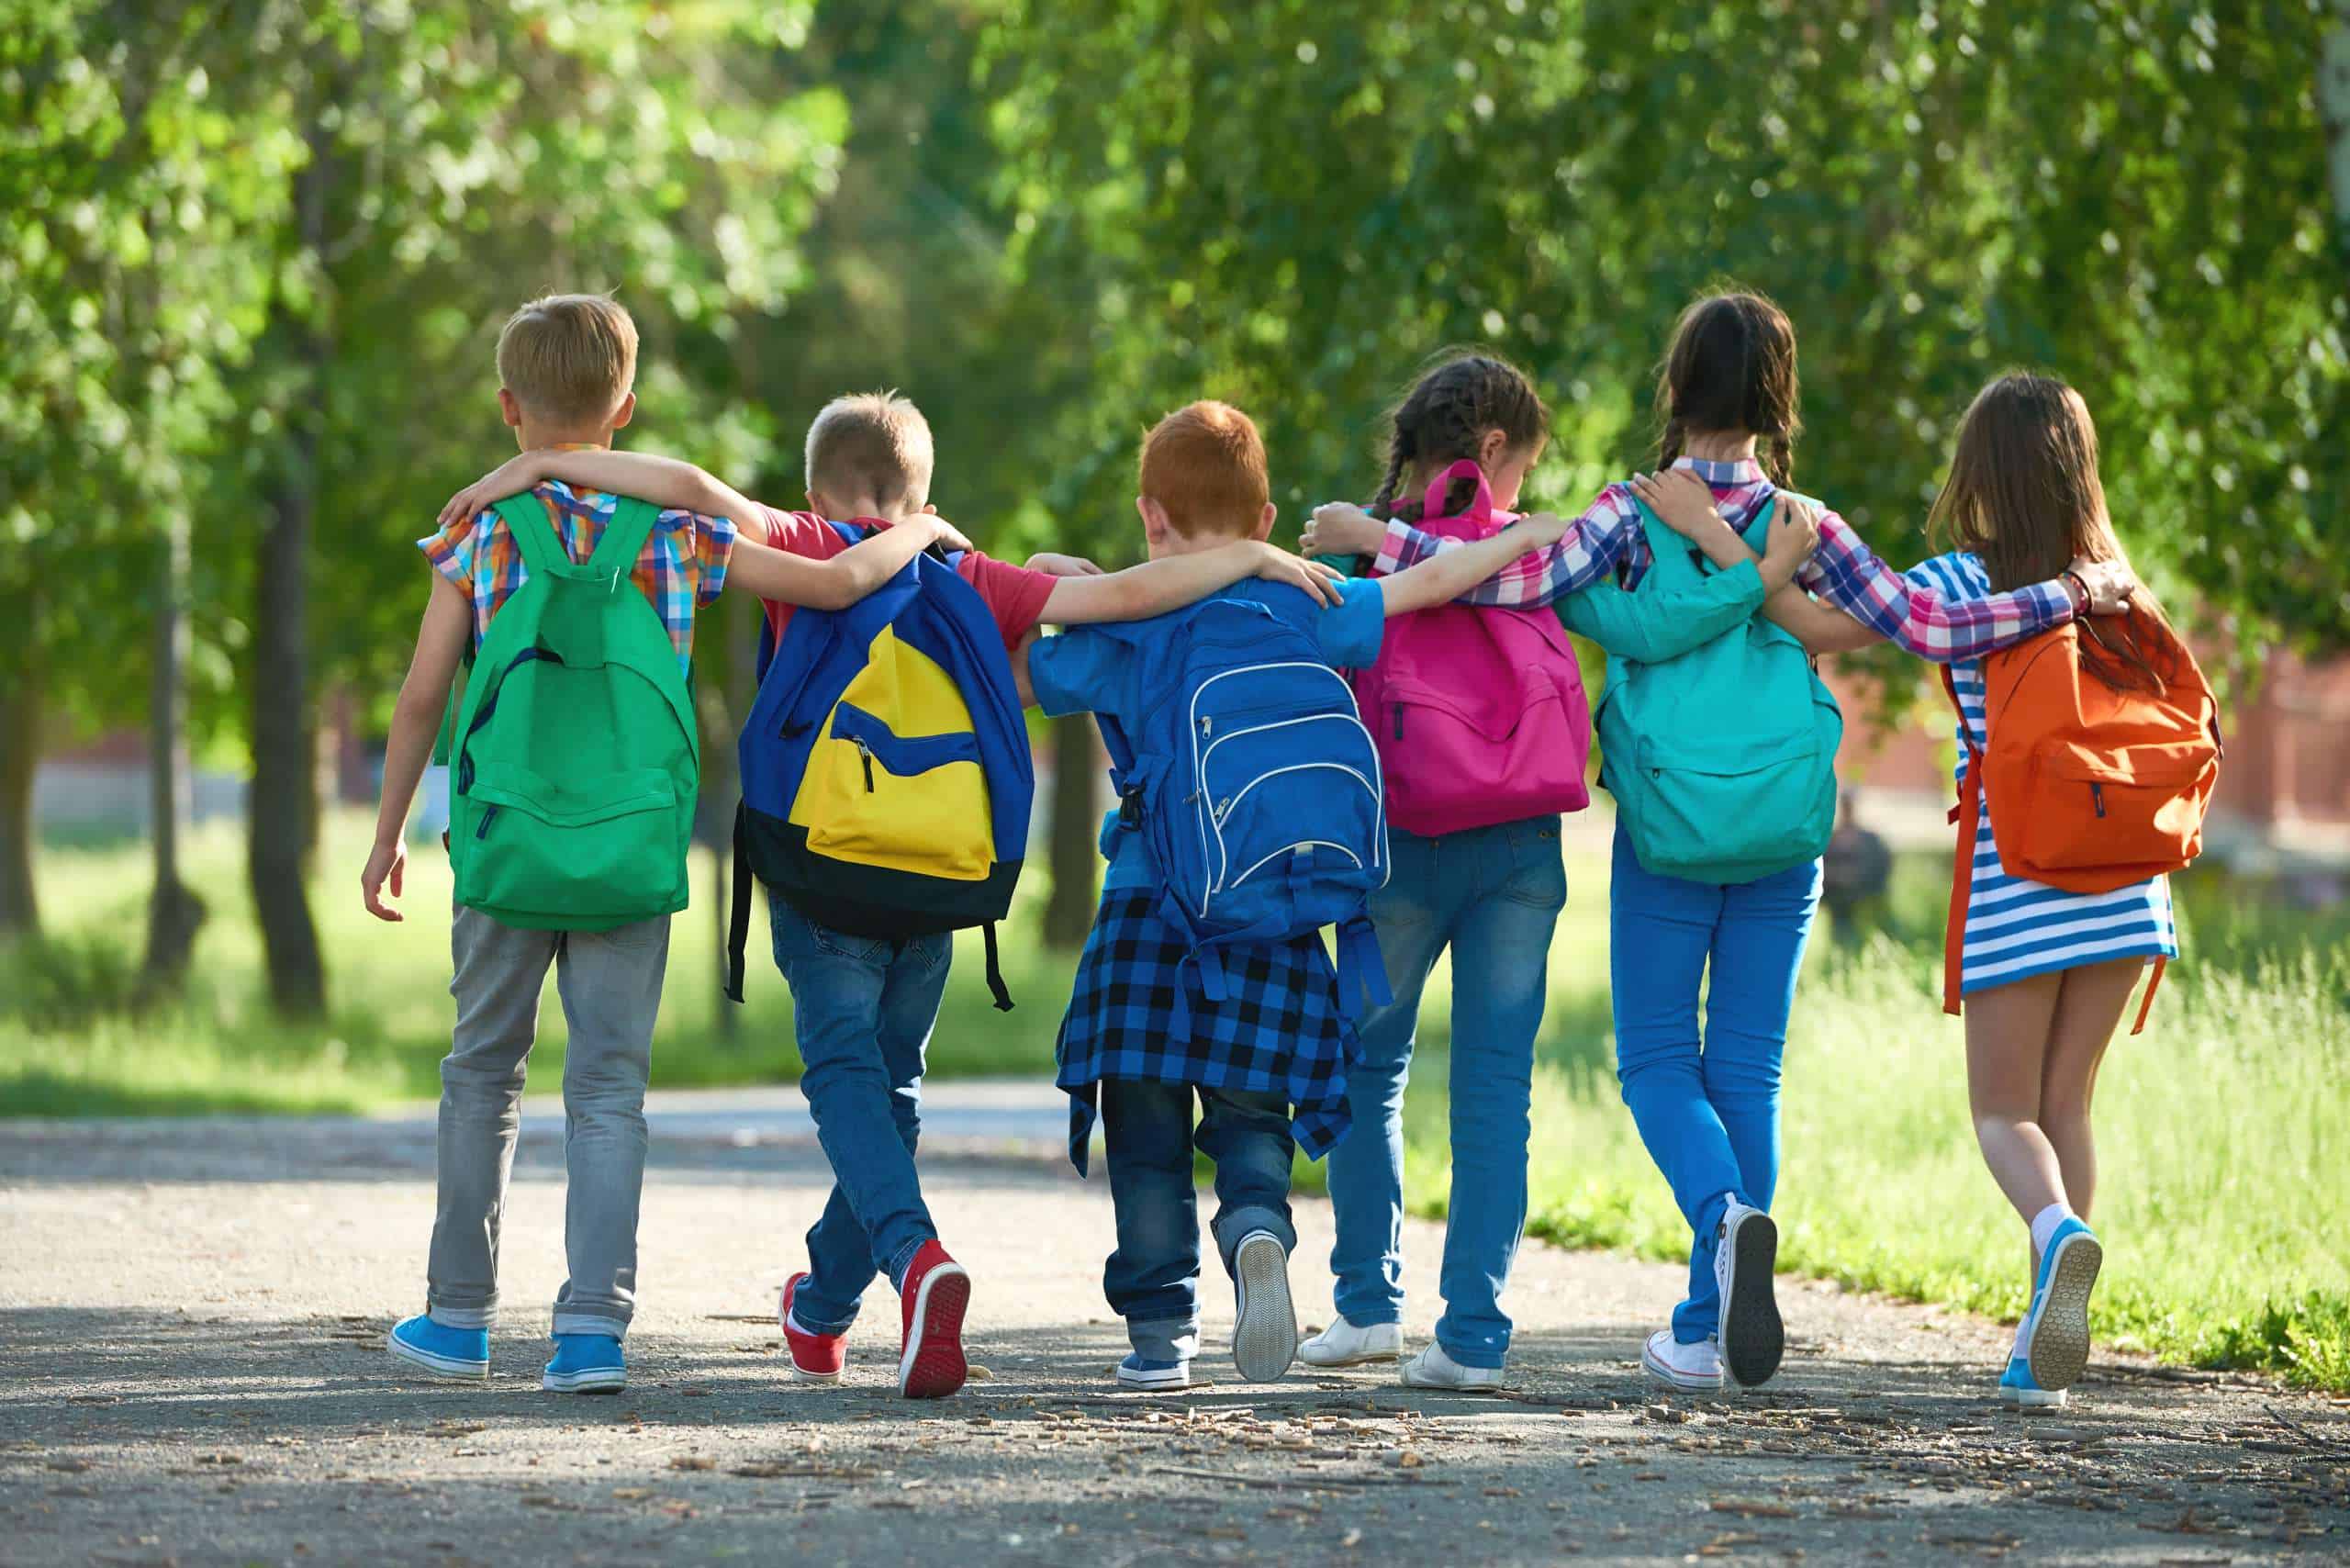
[1101,1079,1296,1362]
[767,891,953,1334]
[1326,817,1566,1369]
[1609,826,1820,1345]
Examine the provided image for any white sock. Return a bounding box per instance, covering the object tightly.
[2029,1203,2073,1259]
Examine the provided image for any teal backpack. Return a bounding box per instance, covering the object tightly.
[439,494,699,930]
[1568,496,1842,885]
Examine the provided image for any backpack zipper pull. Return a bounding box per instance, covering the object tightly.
[1393,708,1404,741]
[856,736,876,792]
[476,804,499,839]
[2091,781,2106,818]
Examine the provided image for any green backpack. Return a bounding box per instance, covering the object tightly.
[441,494,699,930]
[1569,496,1843,885]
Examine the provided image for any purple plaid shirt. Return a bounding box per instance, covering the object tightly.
[1373,455,2079,660]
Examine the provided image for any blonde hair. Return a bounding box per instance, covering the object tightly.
[495,293,638,426]
[805,391,935,511]
[1139,399,1270,539]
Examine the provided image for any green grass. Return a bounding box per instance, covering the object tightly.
[0,811,1070,1117]
[8,812,2348,1390]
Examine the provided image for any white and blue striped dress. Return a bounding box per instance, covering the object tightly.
[1907,552,2178,995]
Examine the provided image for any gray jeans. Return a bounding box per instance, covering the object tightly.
[425,906,669,1338]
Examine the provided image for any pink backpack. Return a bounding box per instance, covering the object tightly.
[1351,459,1593,836]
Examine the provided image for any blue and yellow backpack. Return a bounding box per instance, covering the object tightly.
[724,523,1033,1008]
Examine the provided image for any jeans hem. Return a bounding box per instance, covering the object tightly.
[1434,1338,1508,1371]
[550,1311,628,1340]
[1212,1205,1294,1272]
[425,1302,495,1330]
[884,1235,933,1291]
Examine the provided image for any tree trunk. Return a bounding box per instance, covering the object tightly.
[248,129,332,1018]
[0,672,39,942]
[2326,5,2350,252]
[141,512,206,991]
[1043,711,1102,948]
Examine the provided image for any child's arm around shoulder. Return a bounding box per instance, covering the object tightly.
[1370,513,1574,616]
[723,512,974,610]
[437,448,762,534]
[1039,540,1342,623]
[361,572,475,923]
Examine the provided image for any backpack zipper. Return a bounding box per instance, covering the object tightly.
[1393,708,1404,741]
[476,804,499,839]
[856,737,876,792]
[2091,781,2106,819]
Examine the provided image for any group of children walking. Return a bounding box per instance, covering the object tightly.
[365,286,2215,1416]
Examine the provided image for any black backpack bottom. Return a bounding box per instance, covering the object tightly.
[726,805,1022,1009]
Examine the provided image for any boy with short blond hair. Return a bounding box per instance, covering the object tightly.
[369,296,963,1395]
[433,389,1343,1397]
[1014,399,1571,1389]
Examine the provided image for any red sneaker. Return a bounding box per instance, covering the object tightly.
[896,1240,970,1399]
[778,1272,845,1383]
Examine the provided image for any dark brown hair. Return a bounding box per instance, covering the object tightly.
[1929,372,2176,694]
[1140,399,1270,538]
[1371,352,1550,521]
[1652,291,1800,487]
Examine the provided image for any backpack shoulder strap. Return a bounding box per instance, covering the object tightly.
[587,495,662,577]
[492,494,565,577]
[1736,494,1778,555]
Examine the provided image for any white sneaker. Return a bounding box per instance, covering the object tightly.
[1641,1328,1723,1393]
[1397,1341,1503,1390]
[1714,1198,1784,1389]
[1298,1317,1404,1367]
[1230,1230,1298,1383]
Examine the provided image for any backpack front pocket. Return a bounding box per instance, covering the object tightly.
[1196,712,1383,908]
[459,763,683,921]
[792,701,994,880]
[2002,740,2215,887]
[1627,732,1836,884]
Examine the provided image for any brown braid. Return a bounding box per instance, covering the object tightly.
[1371,351,1551,521]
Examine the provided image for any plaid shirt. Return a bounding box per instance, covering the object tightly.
[419,467,736,675]
[1375,456,2079,659]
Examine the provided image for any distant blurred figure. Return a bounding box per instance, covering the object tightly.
[1821,790,1891,947]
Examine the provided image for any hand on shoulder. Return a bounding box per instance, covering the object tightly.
[1304,502,1383,559]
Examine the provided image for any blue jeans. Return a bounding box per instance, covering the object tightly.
[767,891,953,1334]
[1326,816,1566,1369]
[1609,825,1820,1345]
[1101,1078,1296,1362]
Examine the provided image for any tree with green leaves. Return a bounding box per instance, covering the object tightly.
[983,0,2348,657]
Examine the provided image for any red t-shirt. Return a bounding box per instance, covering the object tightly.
[752,506,1058,654]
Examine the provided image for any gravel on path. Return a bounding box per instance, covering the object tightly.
[2,1096,2344,1567]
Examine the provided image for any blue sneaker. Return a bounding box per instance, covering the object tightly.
[1115,1354,1192,1391]
[2020,1217,2103,1394]
[543,1332,627,1394]
[386,1314,488,1380]
[1999,1356,2067,1410]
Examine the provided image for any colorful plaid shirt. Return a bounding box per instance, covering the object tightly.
[418,471,736,676]
[1374,455,2080,659]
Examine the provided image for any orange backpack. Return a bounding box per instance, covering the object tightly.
[1942,612,2221,1034]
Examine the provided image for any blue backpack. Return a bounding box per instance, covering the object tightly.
[1086,590,1392,1016]
[725,525,1034,1009]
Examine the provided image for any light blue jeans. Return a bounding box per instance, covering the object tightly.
[1326,816,1566,1369]
[1609,825,1820,1344]
[768,891,953,1334]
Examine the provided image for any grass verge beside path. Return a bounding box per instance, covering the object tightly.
[1,812,1070,1117]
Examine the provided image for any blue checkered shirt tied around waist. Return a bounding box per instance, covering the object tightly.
[1051,887,1360,1176]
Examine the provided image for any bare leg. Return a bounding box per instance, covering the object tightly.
[1964,970,2068,1224]
[2038,959,2142,1224]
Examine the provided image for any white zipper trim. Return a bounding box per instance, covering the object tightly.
[1230,838,1366,889]
[1207,762,1382,898]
